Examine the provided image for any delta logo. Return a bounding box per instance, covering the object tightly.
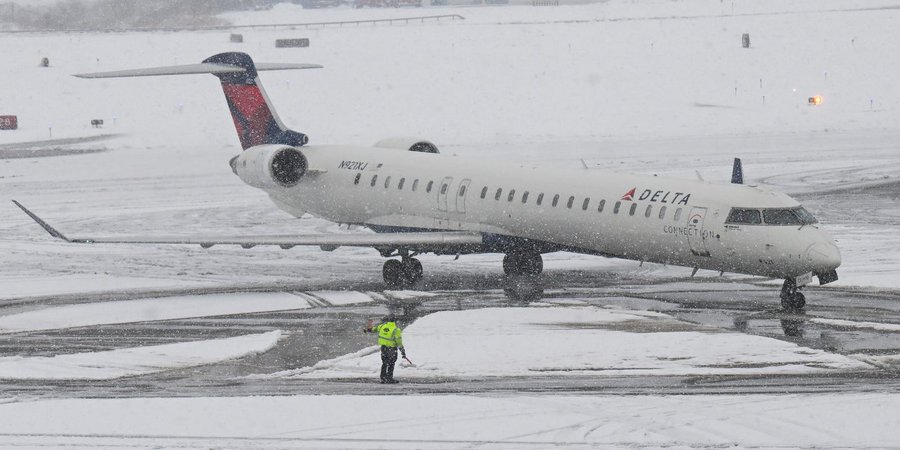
[622,187,692,205]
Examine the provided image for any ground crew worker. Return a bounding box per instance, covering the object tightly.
[365,315,406,384]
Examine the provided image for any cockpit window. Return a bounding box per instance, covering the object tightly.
[792,206,818,224]
[727,206,818,226]
[763,208,801,225]
[726,208,762,225]
[762,207,818,225]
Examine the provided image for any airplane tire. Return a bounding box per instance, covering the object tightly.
[403,258,423,284]
[502,254,516,275]
[781,292,806,310]
[503,251,543,276]
[520,252,543,276]
[383,259,404,287]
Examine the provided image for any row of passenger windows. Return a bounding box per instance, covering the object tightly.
[353,172,684,221]
[355,173,431,192]
[477,185,683,221]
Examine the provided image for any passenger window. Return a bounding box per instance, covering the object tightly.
[645,205,652,218]
[614,201,621,214]
[458,185,466,197]
[566,196,574,209]
[426,181,433,193]
[726,208,762,225]
[398,178,405,190]
[354,173,361,185]
[674,208,682,221]
[495,188,503,201]
[480,186,488,199]
[537,193,544,205]
[552,194,560,207]
[598,199,605,213]
[507,189,516,202]
[522,191,529,203]
[384,176,391,189]
[370,174,378,187]
[658,206,667,219]
[582,198,590,210]
[629,203,637,216]
[440,183,448,195]
[412,179,419,191]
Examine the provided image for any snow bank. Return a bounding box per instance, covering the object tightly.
[285,306,868,379]
[0,330,281,380]
[0,274,213,300]
[0,292,310,333]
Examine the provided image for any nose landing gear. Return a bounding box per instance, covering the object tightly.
[502,250,543,276]
[780,278,806,310]
[383,255,423,288]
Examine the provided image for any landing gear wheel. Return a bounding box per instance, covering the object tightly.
[383,259,404,287]
[779,278,806,311]
[503,251,543,276]
[502,254,515,275]
[382,258,423,288]
[781,292,806,310]
[402,258,423,284]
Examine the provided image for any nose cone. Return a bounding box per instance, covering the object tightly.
[807,241,841,272]
[229,155,239,175]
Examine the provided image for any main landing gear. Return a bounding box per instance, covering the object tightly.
[780,277,806,311]
[382,256,423,288]
[503,250,543,276]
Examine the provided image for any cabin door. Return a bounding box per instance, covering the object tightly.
[455,179,471,214]
[437,177,453,212]
[686,206,711,257]
[435,176,454,229]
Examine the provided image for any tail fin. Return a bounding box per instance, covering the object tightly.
[75,52,321,150]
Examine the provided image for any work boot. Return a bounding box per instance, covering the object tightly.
[385,379,399,384]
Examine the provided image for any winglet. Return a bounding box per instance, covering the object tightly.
[11,200,71,242]
[731,157,744,184]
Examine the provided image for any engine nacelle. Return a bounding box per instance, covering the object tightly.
[230,144,308,190]
[374,137,439,154]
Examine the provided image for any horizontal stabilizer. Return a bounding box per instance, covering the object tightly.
[74,62,322,79]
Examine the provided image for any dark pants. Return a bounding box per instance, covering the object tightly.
[380,345,398,381]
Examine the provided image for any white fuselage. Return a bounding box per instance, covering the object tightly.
[253,145,840,279]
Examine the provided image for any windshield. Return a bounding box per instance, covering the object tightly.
[727,206,818,226]
[726,208,762,225]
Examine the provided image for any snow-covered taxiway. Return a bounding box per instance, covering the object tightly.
[2,0,900,447]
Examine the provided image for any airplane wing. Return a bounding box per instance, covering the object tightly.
[12,201,482,249]
[74,62,322,79]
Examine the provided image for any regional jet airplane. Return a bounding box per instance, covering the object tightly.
[14,52,840,310]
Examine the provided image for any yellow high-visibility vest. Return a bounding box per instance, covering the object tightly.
[373,321,403,348]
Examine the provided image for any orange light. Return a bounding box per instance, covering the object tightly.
[808,95,824,106]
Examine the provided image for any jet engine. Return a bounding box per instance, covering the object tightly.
[230,144,308,189]
[374,137,439,154]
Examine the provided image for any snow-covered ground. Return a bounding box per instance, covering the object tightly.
[3,393,900,449]
[2,0,900,447]
[0,330,280,380]
[273,305,870,379]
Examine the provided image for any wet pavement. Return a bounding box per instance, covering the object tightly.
[2,271,899,400]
